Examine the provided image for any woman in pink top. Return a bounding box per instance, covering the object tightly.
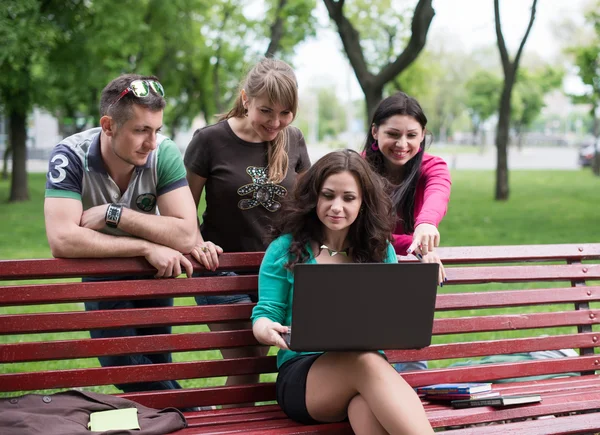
[363,92,451,285]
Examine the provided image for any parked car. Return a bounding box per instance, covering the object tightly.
[579,141,598,168]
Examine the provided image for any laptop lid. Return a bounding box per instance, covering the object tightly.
[289,263,439,351]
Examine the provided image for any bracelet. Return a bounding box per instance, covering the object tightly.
[105,203,123,228]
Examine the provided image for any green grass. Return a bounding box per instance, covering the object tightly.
[1,170,599,395]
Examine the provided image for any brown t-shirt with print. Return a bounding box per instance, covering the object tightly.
[184,120,311,252]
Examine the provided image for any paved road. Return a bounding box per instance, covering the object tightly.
[21,145,581,173]
[307,145,580,170]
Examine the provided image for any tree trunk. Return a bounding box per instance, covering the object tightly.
[593,110,600,176]
[265,0,288,57]
[323,0,434,123]
[495,82,513,200]
[472,123,480,146]
[9,109,29,202]
[2,144,12,180]
[365,84,384,126]
[494,0,537,201]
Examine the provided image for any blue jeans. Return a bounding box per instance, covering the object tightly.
[394,361,428,372]
[83,275,182,393]
[193,270,257,305]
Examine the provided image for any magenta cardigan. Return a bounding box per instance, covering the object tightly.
[392,153,451,254]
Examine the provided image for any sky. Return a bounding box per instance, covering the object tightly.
[291,0,588,101]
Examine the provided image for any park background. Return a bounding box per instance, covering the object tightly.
[1,0,599,394]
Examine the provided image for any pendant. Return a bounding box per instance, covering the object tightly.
[321,244,350,257]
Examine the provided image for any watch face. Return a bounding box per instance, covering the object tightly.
[106,204,122,227]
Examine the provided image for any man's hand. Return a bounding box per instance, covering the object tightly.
[80,204,110,231]
[191,240,223,271]
[407,223,440,256]
[145,244,194,278]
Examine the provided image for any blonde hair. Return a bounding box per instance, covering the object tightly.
[219,58,298,183]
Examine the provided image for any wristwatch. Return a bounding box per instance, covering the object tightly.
[105,203,123,228]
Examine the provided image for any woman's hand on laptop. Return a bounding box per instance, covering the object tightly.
[414,248,447,286]
[252,318,290,350]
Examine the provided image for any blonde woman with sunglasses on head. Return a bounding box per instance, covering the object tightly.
[184,58,310,393]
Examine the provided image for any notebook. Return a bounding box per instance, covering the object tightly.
[284,262,439,351]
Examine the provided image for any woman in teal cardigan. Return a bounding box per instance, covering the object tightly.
[251,150,433,434]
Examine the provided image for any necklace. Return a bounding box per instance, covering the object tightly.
[320,244,351,257]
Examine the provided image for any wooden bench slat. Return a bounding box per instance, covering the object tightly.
[427,390,600,430]
[446,264,600,284]
[4,330,595,365]
[184,404,281,421]
[435,286,600,310]
[180,418,307,435]
[3,305,599,336]
[439,412,600,435]
[489,376,600,396]
[0,253,263,280]
[0,331,258,363]
[403,357,600,386]
[410,243,600,264]
[0,305,254,334]
[0,357,277,392]
[119,384,276,409]
[433,310,600,334]
[187,410,287,428]
[0,356,277,391]
[386,332,600,362]
[0,276,258,306]
[238,422,352,435]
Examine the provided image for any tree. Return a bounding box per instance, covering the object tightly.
[464,70,502,146]
[323,0,435,121]
[493,0,538,200]
[1,0,317,202]
[0,0,69,202]
[265,0,317,59]
[511,66,563,149]
[568,3,600,175]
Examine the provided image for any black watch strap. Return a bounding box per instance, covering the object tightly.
[105,203,123,228]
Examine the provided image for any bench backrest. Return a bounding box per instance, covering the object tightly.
[1,244,599,410]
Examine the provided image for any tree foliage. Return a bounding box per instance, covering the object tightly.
[0,0,316,201]
[567,1,600,174]
[323,0,435,121]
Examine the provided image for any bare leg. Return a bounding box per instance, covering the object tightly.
[305,352,433,435]
[348,394,389,435]
[208,321,268,408]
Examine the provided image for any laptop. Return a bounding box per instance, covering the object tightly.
[283,262,439,351]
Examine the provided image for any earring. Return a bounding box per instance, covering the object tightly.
[371,140,379,151]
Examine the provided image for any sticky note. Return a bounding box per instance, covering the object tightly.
[88,408,140,432]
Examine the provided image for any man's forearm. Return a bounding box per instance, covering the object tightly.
[49,225,152,259]
[118,208,196,253]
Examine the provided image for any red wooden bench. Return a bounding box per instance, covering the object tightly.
[1,243,600,434]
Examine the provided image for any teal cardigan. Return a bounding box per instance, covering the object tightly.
[251,233,398,368]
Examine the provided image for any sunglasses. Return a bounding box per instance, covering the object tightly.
[110,79,165,108]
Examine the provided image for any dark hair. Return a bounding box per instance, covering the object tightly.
[100,74,166,126]
[219,58,299,184]
[270,149,395,269]
[362,92,428,234]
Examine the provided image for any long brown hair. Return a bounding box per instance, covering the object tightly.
[270,149,396,269]
[363,92,429,234]
[220,58,298,183]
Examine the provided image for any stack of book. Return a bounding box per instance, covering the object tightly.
[416,383,498,402]
[415,383,542,408]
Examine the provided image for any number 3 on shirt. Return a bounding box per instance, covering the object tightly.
[49,153,69,183]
